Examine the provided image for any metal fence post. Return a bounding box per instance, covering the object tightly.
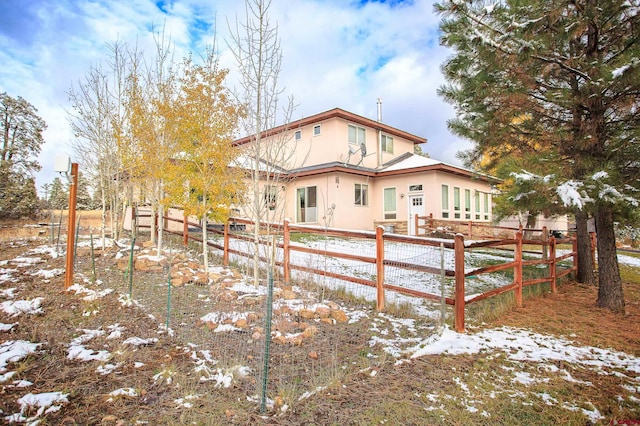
[454,233,465,332]
[376,226,385,311]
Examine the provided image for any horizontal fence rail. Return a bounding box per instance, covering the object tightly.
[130,207,584,333]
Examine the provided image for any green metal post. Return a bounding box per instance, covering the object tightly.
[90,231,96,283]
[260,271,275,413]
[128,238,136,297]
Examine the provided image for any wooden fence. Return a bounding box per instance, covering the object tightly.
[132,208,579,333]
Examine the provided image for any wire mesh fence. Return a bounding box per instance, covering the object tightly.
[67,209,577,412]
[85,222,449,410]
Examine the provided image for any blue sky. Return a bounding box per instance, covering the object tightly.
[0,0,472,190]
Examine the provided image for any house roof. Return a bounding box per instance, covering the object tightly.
[233,107,428,146]
[377,153,500,183]
[285,153,500,184]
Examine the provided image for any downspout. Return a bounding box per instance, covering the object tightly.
[377,98,382,168]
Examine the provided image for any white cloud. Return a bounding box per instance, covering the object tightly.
[0,0,471,193]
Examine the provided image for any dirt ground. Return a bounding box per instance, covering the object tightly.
[1,220,639,425]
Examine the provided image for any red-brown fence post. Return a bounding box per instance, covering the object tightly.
[454,233,465,332]
[514,230,523,308]
[542,226,548,260]
[183,212,188,245]
[376,226,385,311]
[429,213,434,228]
[223,220,230,266]
[414,214,419,236]
[549,236,557,293]
[468,221,473,238]
[283,219,291,284]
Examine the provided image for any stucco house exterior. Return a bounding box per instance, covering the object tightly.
[233,107,498,235]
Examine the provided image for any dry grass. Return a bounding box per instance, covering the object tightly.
[1,220,639,425]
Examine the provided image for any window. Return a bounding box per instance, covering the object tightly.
[441,185,449,218]
[264,185,277,210]
[381,134,394,154]
[465,189,471,219]
[453,187,461,219]
[483,193,490,220]
[383,187,397,220]
[475,191,481,220]
[355,183,368,206]
[296,186,317,223]
[348,124,366,145]
[409,184,423,192]
[313,125,321,136]
[294,130,301,140]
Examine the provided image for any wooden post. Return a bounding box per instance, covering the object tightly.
[183,212,188,245]
[375,226,385,311]
[414,214,419,236]
[429,213,434,228]
[454,233,465,333]
[549,236,557,293]
[514,230,523,308]
[64,163,79,290]
[283,220,291,283]
[541,226,548,260]
[223,220,229,266]
[468,221,473,238]
[513,230,522,308]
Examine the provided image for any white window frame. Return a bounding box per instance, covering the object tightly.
[348,124,366,145]
[294,130,301,140]
[441,184,449,219]
[355,183,368,206]
[383,187,397,220]
[381,134,394,154]
[483,193,490,221]
[464,189,471,220]
[313,125,321,136]
[453,187,461,219]
[296,186,317,223]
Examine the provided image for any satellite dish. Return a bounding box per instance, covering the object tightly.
[360,143,367,157]
[349,144,359,154]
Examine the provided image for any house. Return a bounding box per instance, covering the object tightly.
[233,107,498,235]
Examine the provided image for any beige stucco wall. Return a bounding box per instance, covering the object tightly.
[266,117,416,170]
[282,170,493,232]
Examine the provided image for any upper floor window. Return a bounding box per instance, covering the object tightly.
[313,125,321,136]
[381,134,394,154]
[354,183,368,206]
[294,130,301,140]
[348,124,366,145]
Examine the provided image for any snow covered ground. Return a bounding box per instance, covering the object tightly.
[1,237,639,423]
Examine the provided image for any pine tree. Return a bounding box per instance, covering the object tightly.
[48,177,68,210]
[0,93,47,219]
[76,174,94,210]
[436,0,640,312]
